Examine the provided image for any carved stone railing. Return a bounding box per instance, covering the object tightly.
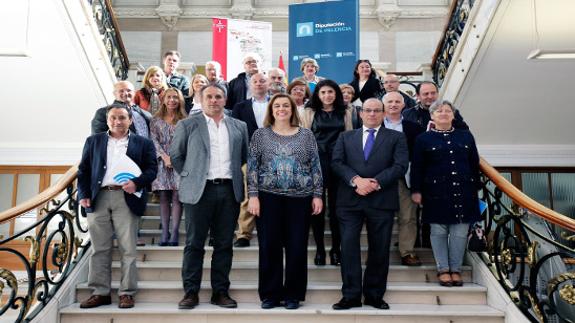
[88,0,130,80]
[0,166,89,322]
[478,158,575,322]
[431,0,475,87]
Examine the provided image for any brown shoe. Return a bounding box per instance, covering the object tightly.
[401,254,422,266]
[80,294,111,308]
[210,292,237,308]
[178,293,199,309]
[118,295,135,308]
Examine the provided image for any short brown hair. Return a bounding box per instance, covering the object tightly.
[263,93,301,128]
[287,80,311,100]
[163,50,181,59]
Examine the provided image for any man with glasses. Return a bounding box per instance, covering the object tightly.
[382,74,416,109]
[331,98,408,311]
[226,53,261,109]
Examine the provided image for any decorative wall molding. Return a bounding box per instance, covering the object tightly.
[155,0,183,30]
[478,145,575,167]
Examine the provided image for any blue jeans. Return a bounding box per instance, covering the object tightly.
[430,223,469,273]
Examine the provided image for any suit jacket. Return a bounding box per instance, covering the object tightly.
[91,101,152,135]
[77,132,158,216]
[400,119,425,161]
[231,99,259,141]
[169,113,249,204]
[331,127,408,210]
[226,72,248,110]
[350,77,382,103]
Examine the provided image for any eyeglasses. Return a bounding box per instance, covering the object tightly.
[361,108,384,114]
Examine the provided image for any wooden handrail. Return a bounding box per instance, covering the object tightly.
[0,165,78,224]
[480,158,575,232]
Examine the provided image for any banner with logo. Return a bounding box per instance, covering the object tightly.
[212,18,272,81]
[288,0,359,84]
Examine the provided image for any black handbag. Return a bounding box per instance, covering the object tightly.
[467,222,487,252]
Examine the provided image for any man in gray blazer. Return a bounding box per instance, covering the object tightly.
[170,83,249,309]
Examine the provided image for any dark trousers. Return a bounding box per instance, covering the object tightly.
[182,182,239,295]
[337,206,394,300]
[311,155,341,255]
[256,191,312,301]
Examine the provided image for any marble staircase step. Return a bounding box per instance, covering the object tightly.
[60,302,504,323]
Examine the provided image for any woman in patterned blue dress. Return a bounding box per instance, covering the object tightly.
[247,93,323,310]
[150,88,187,246]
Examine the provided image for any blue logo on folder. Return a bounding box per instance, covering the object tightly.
[113,172,136,184]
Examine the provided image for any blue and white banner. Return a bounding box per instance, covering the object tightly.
[288,0,359,84]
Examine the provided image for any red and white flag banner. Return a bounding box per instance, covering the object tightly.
[212,17,272,81]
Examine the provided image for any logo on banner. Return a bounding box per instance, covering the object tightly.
[214,19,226,33]
[296,22,314,37]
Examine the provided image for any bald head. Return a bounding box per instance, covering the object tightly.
[113,81,135,105]
[383,74,400,92]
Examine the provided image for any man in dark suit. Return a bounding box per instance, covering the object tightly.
[225,53,261,109]
[91,81,152,138]
[77,103,157,309]
[331,98,408,310]
[231,72,269,247]
[382,91,425,266]
[170,84,249,309]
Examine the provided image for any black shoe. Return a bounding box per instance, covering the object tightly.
[314,252,326,266]
[284,299,300,310]
[329,250,341,266]
[332,297,362,310]
[159,241,169,247]
[210,292,237,308]
[168,241,179,247]
[261,299,281,309]
[364,297,390,310]
[178,293,199,309]
[233,238,250,248]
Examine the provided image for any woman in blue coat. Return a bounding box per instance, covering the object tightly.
[410,100,481,287]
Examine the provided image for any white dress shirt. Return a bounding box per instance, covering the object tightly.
[101,132,130,187]
[252,97,268,128]
[204,114,232,179]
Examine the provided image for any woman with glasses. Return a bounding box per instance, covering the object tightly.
[349,59,383,106]
[301,79,358,267]
[247,93,323,309]
[287,80,312,117]
[292,58,325,93]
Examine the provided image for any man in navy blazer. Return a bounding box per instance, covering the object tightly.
[78,103,157,309]
[331,98,408,310]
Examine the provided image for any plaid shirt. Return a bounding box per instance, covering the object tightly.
[166,72,190,96]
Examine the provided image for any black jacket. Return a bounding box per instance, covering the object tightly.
[77,132,157,216]
[410,129,481,225]
[226,72,249,110]
[231,99,259,141]
[349,77,382,103]
[402,104,469,130]
[332,127,408,210]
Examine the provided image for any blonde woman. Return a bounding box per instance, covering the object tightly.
[134,65,169,114]
[150,88,187,246]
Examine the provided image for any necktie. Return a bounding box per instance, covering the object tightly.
[364,128,375,160]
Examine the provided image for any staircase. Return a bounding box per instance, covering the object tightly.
[59,202,504,322]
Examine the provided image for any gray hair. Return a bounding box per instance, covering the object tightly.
[429,99,456,115]
[300,57,320,72]
[382,91,405,104]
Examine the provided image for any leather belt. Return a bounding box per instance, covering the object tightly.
[102,185,123,191]
[206,178,232,185]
